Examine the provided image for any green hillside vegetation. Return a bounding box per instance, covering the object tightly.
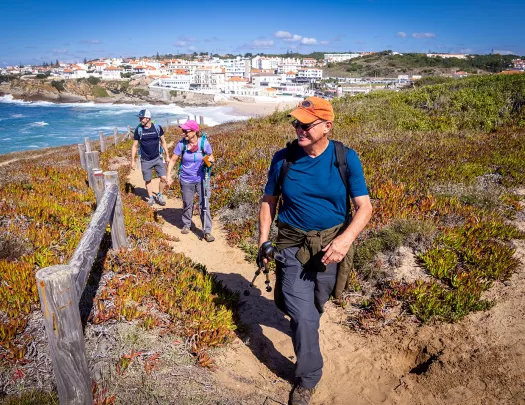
[323,52,522,77]
[1,74,524,386]
[204,74,525,326]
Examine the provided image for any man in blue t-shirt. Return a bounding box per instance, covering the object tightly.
[131,109,169,206]
[258,97,372,405]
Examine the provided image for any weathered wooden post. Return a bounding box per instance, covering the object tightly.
[77,144,86,170]
[199,116,204,126]
[69,184,118,298]
[104,171,128,250]
[127,125,132,140]
[99,130,105,153]
[113,127,118,146]
[36,265,94,405]
[84,137,91,153]
[176,118,180,126]
[193,115,197,122]
[92,168,104,205]
[85,151,100,189]
[165,119,169,131]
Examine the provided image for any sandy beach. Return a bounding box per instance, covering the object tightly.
[219,99,299,117]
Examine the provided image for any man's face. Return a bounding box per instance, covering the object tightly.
[294,119,332,148]
[140,116,150,126]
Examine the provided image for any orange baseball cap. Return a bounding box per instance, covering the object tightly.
[289,96,334,124]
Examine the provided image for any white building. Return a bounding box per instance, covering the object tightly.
[302,58,317,67]
[192,66,226,90]
[223,76,249,93]
[102,66,122,80]
[296,68,323,82]
[426,53,469,59]
[324,53,361,63]
[219,57,251,80]
[251,73,281,87]
[157,69,191,90]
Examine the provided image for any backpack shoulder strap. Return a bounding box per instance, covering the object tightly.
[333,140,349,191]
[333,140,353,221]
[200,133,207,154]
[137,125,143,140]
[154,124,161,138]
[275,140,299,196]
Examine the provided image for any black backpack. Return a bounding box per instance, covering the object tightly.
[275,139,352,221]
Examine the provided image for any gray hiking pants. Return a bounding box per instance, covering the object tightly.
[180,180,212,234]
[276,246,337,389]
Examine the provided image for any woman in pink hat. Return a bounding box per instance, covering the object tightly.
[166,120,215,242]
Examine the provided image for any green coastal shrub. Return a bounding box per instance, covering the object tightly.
[87,76,101,85]
[92,85,109,98]
[50,80,65,92]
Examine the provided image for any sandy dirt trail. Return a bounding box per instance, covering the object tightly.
[128,168,525,405]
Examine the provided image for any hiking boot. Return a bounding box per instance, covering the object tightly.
[203,233,215,242]
[156,193,166,206]
[147,196,155,206]
[290,385,315,405]
[181,226,190,234]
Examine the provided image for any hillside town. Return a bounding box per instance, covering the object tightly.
[2,52,525,100]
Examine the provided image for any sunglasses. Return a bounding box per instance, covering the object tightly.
[291,119,325,131]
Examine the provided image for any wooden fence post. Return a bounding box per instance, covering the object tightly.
[199,116,204,126]
[127,125,132,140]
[113,127,118,147]
[193,115,197,122]
[69,185,118,297]
[104,171,128,250]
[99,130,105,153]
[85,151,99,189]
[36,265,94,405]
[78,144,86,170]
[92,168,104,205]
[165,119,169,131]
[176,118,180,125]
[84,137,91,153]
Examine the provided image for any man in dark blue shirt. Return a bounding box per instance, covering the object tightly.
[258,97,372,405]
[131,109,169,206]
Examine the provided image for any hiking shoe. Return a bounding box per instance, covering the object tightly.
[203,233,215,242]
[147,196,155,206]
[156,193,166,206]
[181,226,190,234]
[290,385,315,405]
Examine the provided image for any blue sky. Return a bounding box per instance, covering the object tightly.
[2,0,524,66]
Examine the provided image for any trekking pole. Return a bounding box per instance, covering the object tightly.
[201,165,210,238]
[244,241,282,296]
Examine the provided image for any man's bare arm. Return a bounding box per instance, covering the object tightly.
[259,194,279,247]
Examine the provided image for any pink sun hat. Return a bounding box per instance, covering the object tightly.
[179,120,199,132]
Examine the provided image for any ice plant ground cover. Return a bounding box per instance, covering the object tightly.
[204,74,525,326]
[1,74,525,399]
[0,128,237,373]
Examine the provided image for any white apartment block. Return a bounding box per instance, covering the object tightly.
[219,56,251,79]
[158,70,191,90]
[223,76,249,93]
[102,66,122,80]
[302,58,317,67]
[192,66,226,90]
[252,56,280,71]
[426,53,469,59]
[324,53,361,63]
[251,73,281,87]
[296,68,323,81]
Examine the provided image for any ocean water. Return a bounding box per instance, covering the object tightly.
[0,95,250,155]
